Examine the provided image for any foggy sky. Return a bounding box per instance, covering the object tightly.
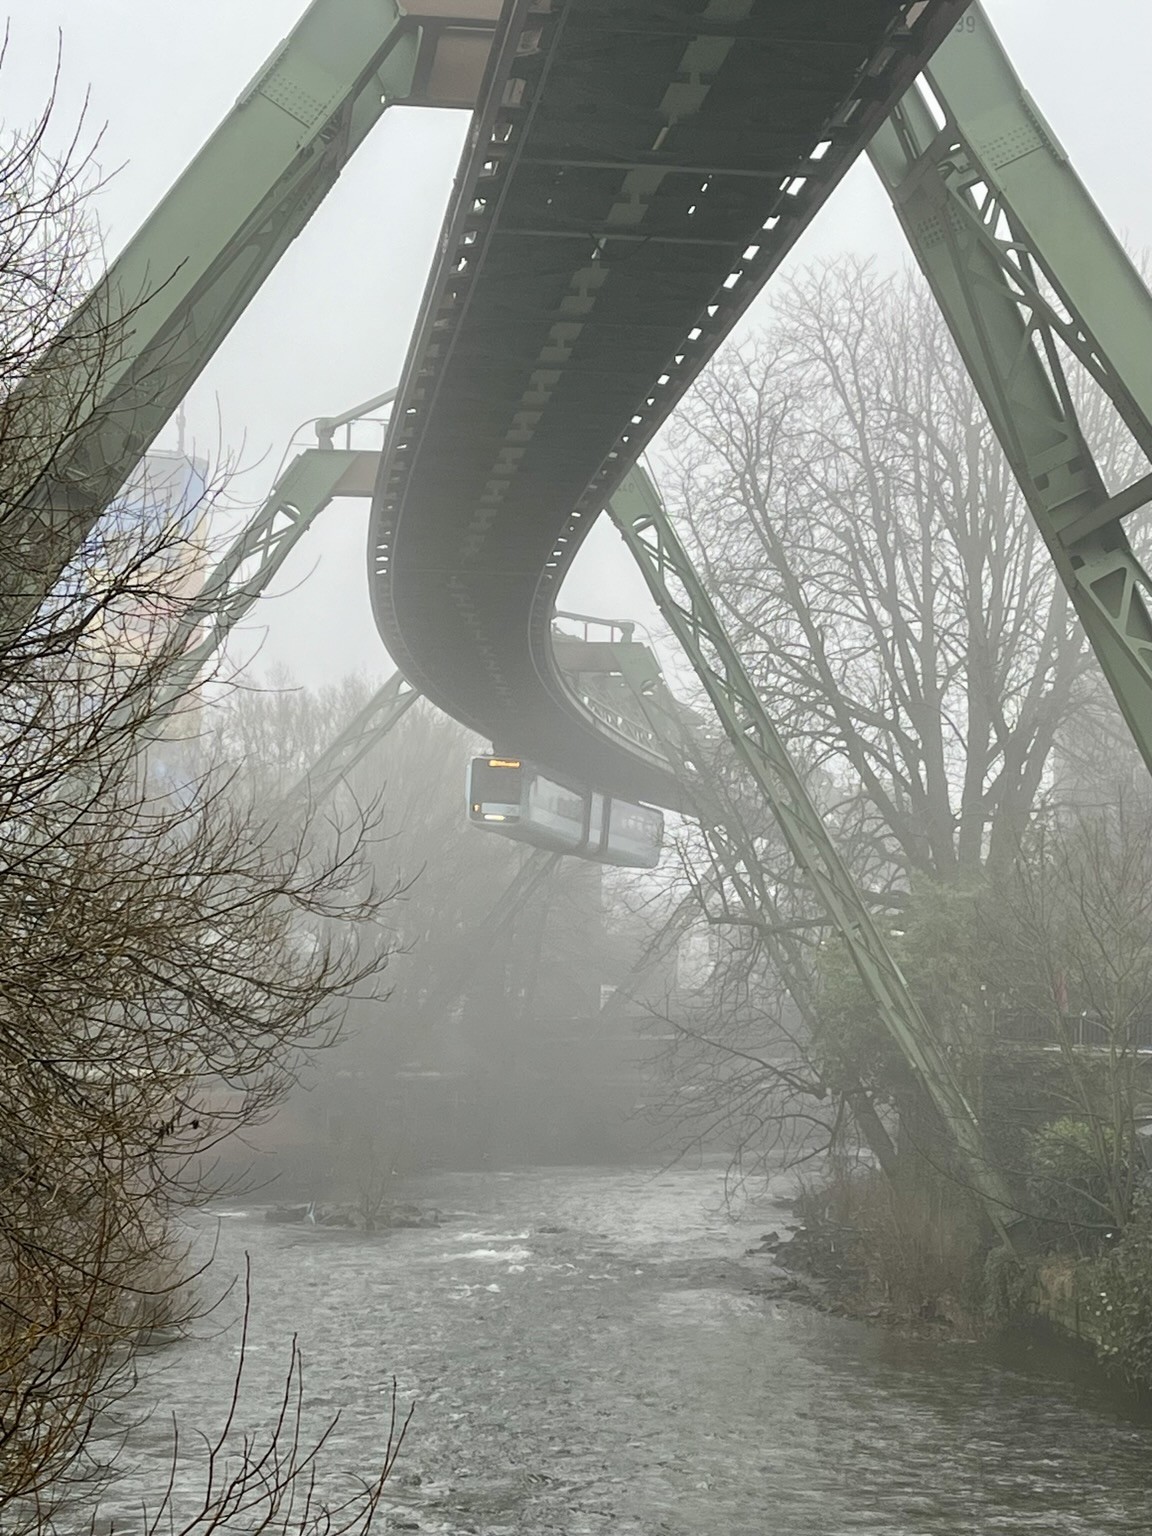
[6,1,1150,690]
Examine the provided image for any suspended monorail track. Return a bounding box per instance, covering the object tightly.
[368,0,969,810]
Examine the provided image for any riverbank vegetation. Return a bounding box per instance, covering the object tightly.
[0,75,414,1531]
[650,259,1152,1387]
[10,30,1152,1533]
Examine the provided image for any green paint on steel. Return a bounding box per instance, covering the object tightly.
[151,442,421,815]
[280,668,420,817]
[870,0,1152,783]
[5,0,420,629]
[608,463,1016,1243]
[146,447,381,733]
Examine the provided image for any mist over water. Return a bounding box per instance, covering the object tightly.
[109,1165,1152,1535]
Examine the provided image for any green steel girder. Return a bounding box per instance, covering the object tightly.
[550,614,677,770]
[5,0,500,631]
[411,847,564,1028]
[607,633,902,970]
[149,447,380,731]
[161,440,421,817]
[605,634,907,1177]
[607,463,1015,1239]
[158,444,668,812]
[369,0,972,811]
[869,0,1152,781]
[484,849,565,947]
[278,668,420,817]
[132,439,419,820]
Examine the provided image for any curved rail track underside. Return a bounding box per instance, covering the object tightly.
[370,0,968,811]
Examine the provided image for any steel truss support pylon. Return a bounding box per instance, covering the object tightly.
[3,0,499,633]
[145,396,414,820]
[607,464,1015,1242]
[5,4,414,630]
[604,642,904,1181]
[171,445,421,820]
[408,848,564,1031]
[870,0,1152,781]
[463,848,564,966]
[136,413,420,822]
[276,668,419,818]
[150,446,381,734]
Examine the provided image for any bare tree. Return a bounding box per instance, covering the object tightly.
[989,792,1152,1240]
[0,73,410,1528]
[664,260,1109,886]
[645,257,1135,1188]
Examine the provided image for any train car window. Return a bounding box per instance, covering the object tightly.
[467,759,662,868]
[468,758,523,819]
[526,771,586,848]
[588,792,606,853]
[605,799,664,868]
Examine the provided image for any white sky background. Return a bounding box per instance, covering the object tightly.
[5,1,1152,692]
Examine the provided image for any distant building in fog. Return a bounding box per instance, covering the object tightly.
[91,449,213,662]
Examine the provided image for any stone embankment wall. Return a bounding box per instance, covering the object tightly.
[1031,1258,1105,1348]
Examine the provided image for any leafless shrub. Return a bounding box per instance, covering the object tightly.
[793,1162,983,1327]
[0,66,407,1525]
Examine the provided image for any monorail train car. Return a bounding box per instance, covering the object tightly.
[466,757,663,870]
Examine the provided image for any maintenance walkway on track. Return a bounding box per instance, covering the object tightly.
[368,0,969,808]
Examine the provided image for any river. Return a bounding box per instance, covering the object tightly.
[105,1164,1152,1534]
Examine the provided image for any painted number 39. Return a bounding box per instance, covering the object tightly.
[954,13,976,32]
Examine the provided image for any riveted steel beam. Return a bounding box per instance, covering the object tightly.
[149,448,380,731]
[870,0,1152,780]
[608,463,1016,1240]
[279,668,420,817]
[146,434,423,815]
[4,0,501,634]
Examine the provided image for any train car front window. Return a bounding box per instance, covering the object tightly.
[468,758,524,822]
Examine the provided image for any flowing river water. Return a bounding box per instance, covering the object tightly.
[108,1164,1152,1534]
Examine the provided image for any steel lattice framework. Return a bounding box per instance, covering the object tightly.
[1,0,502,633]
[606,464,1016,1238]
[369,0,970,809]
[870,0,1152,779]
[18,0,1152,1228]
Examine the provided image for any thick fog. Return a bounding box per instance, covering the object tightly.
[11,6,1152,1531]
